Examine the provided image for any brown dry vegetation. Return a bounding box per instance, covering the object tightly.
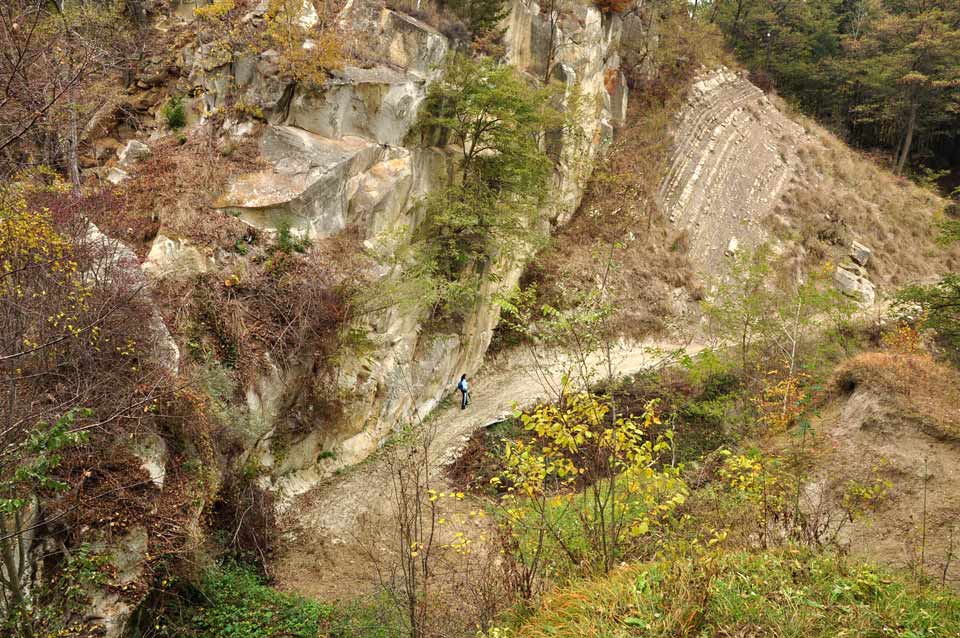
[1,198,219,629]
[528,9,732,339]
[118,131,265,251]
[155,231,370,405]
[772,116,959,288]
[832,351,960,441]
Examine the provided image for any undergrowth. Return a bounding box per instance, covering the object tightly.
[151,563,396,638]
[517,548,960,637]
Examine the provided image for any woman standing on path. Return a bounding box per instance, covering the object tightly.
[457,374,470,409]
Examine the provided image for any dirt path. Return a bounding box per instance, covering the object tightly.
[272,338,699,601]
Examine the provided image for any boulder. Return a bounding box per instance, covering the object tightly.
[117,139,151,167]
[834,264,876,306]
[131,429,168,489]
[106,167,130,185]
[725,236,739,256]
[850,240,871,267]
[142,234,210,278]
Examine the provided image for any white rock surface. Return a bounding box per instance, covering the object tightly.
[117,139,151,167]
[197,0,630,488]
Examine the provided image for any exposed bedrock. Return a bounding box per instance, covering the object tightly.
[148,0,630,499]
[659,67,807,271]
[659,67,880,304]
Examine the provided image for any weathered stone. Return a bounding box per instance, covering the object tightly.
[216,126,380,237]
[131,430,168,489]
[93,137,122,159]
[286,66,426,145]
[85,223,180,373]
[106,167,130,185]
[379,9,448,78]
[86,527,148,638]
[297,0,318,29]
[725,236,739,256]
[850,240,872,267]
[838,258,864,277]
[117,139,151,167]
[142,234,210,277]
[660,67,809,269]
[834,265,876,306]
[621,5,658,82]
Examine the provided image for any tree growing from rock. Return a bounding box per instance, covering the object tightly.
[410,54,559,320]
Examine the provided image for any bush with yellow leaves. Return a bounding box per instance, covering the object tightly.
[493,391,688,589]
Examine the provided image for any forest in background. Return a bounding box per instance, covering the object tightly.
[702,0,960,187]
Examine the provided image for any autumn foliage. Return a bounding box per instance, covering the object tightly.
[594,0,633,14]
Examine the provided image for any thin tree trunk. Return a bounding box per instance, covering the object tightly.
[896,99,918,176]
[731,0,746,47]
[67,99,81,193]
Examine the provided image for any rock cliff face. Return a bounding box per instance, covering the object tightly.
[147,0,630,497]
[658,68,808,270]
[657,67,927,304]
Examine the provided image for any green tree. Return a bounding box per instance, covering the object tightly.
[1,411,88,638]
[446,0,508,38]
[410,55,558,320]
[703,0,960,177]
[853,0,960,174]
[495,392,687,582]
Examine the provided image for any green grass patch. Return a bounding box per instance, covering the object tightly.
[518,548,960,637]
[155,563,398,638]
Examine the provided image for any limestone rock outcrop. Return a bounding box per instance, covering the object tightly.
[834,241,876,306]
[161,0,631,498]
[659,67,809,269]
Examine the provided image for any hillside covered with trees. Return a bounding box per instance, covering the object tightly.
[706,0,960,182]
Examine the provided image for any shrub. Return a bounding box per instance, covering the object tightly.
[161,564,328,638]
[161,96,187,130]
[897,275,960,358]
[274,220,308,254]
[494,393,688,584]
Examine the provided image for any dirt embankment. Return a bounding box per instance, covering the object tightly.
[820,352,960,584]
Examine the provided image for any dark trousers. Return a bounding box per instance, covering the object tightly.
[460,390,469,409]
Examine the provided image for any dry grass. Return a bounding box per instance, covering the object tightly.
[772,113,959,289]
[832,351,960,441]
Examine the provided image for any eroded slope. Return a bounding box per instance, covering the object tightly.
[659,67,807,270]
